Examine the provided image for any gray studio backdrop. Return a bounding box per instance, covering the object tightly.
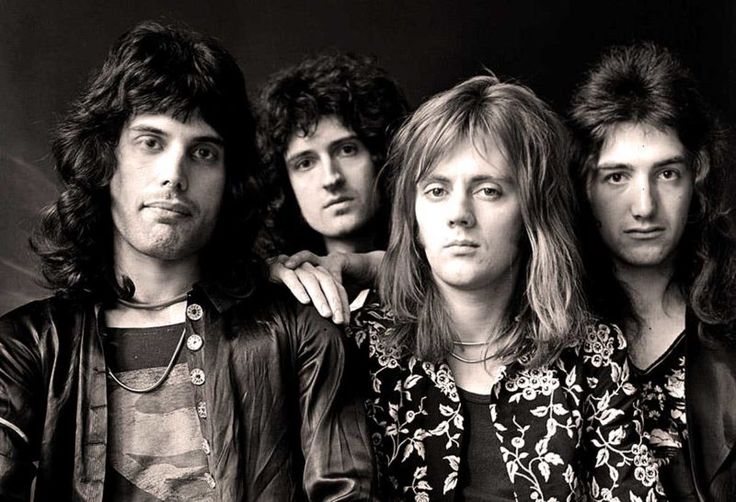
[1,0,734,314]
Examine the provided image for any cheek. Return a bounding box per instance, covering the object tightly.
[346,161,378,197]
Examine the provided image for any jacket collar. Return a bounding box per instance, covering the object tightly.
[685,310,736,494]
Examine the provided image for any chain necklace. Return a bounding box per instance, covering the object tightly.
[103,327,187,393]
[452,339,488,347]
[450,350,497,364]
[116,293,188,311]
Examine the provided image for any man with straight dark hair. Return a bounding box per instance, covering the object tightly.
[570,42,736,501]
[0,21,374,501]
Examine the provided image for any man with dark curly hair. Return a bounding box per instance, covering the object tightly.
[569,42,736,501]
[256,52,408,257]
[0,22,374,501]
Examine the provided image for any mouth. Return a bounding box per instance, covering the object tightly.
[624,227,665,239]
[323,196,353,209]
[144,200,193,217]
[445,240,480,249]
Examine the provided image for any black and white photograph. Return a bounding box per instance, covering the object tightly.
[1,1,735,500]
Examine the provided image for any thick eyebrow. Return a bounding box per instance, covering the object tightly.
[284,133,361,164]
[128,125,224,146]
[596,154,688,171]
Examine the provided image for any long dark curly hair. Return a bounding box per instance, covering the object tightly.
[255,52,409,255]
[31,20,268,301]
[569,42,736,329]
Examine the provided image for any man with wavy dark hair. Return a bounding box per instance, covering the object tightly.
[569,42,736,501]
[256,52,408,258]
[0,21,374,501]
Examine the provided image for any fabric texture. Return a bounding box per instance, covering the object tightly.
[346,293,663,502]
[677,312,736,502]
[0,284,375,501]
[102,323,212,501]
[632,330,697,500]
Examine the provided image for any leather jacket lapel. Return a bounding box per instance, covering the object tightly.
[685,314,736,497]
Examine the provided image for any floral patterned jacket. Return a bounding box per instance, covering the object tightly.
[346,296,662,502]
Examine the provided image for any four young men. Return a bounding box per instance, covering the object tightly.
[1,18,734,502]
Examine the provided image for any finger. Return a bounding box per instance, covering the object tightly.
[294,265,333,318]
[279,269,312,305]
[284,250,322,269]
[313,265,349,325]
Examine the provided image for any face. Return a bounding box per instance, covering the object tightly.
[586,122,693,271]
[284,115,379,243]
[415,142,523,295]
[110,112,226,264]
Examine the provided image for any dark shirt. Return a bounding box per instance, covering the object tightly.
[457,387,514,502]
[102,323,212,501]
[0,284,375,501]
[632,331,698,500]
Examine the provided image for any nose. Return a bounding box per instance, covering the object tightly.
[448,191,475,228]
[322,156,345,191]
[631,175,656,219]
[159,146,188,192]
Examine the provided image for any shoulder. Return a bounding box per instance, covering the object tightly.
[350,290,395,334]
[239,284,343,345]
[563,321,628,365]
[1,295,86,339]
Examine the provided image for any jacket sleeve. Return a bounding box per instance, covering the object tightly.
[0,309,45,501]
[581,322,663,501]
[292,304,377,501]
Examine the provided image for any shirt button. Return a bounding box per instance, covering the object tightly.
[202,438,211,455]
[204,472,216,489]
[190,368,205,386]
[197,401,208,419]
[186,304,203,321]
[186,334,203,351]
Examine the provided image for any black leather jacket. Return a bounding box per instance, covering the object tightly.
[685,313,736,501]
[0,284,375,501]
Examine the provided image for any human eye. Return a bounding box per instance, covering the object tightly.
[191,144,221,163]
[658,168,681,181]
[474,185,502,200]
[338,142,359,156]
[423,184,447,200]
[291,156,316,171]
[602,171,627,184]
[135,135,163,152]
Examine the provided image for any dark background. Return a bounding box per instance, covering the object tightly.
[1,0,734,314]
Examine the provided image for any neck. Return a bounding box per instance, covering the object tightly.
[615,259,687,367]
[105,247,199,328]
[615,259,680,319]
[113,247,199,304]
[437,275,517,344]
[324,232,377,254]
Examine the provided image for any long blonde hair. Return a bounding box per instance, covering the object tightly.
[379,75,589,368]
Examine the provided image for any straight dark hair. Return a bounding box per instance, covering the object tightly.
[569,42,736,328]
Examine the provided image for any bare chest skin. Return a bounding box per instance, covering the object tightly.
[449,355,505,394]
[626,300,686,370]
[104,302,187,328]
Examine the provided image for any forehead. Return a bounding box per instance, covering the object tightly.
[422,140,511,181]
[597,122,685,169]
[125,112,221,139]
[285,115,355,156]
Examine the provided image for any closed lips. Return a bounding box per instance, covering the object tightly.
[324,196,352,209]
[445,240,479,248]
[144,200,193,216]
